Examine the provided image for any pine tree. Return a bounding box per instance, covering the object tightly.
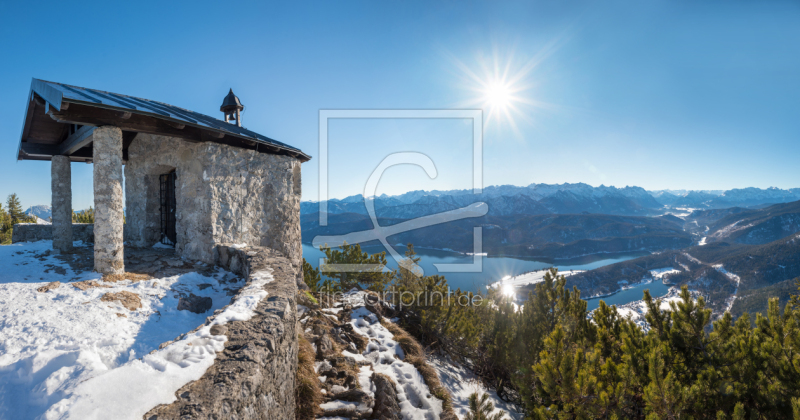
[302,258,321,292]
[319,242,393,292]
[466,392,506,420]
[6,194,28,224]
[0,202,11,244]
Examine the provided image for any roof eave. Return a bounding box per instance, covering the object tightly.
[16,78,312,163]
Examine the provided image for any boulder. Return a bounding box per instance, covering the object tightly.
[177,293,213,313]
[372,372,402,420]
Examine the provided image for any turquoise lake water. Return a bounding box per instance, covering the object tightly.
[302,244,662,306]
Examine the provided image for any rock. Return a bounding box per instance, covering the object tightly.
[36,281,60,293]
[372,372,402,420]
[321,388,374,418]
[72,280,112,291]
[330,388,373,405]
[177,293,213,313]
[210,324,227,336]
[100,291,142,311]
[165,259,185,267]
[316,333,335,358]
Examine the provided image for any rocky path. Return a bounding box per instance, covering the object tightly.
[298,290,452,420]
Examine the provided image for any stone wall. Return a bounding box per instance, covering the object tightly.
[11,223,95,244]
[204,143,302,269]
[144,245,298,420]
[124,134,215,262]
[125,134,302,267]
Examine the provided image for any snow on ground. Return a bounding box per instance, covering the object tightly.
[489,269,583,291]
[711,220,753,241]
[649,267,681,279]
[345,290,444,420]
[698,237,707,246]
[0,241,270,420]
[713,264,741,312]
[666,207,697,218]
[429,357,521,420]
[682,252,702,265]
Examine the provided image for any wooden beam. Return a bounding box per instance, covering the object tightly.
[164,120,185,129]
[58,125,95,155]
[46,103,202,142]
[20,142,58,157]
[21,142,93,158]
[21,97,35,141]
[201,130,225,140]
[119,111,132,120]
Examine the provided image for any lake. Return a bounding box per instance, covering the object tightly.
[585,280,671,311]
[302,244,656,305]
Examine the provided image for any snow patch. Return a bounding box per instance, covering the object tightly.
[429,356,521,419]
[345,291,444,420]
[0,241,273,419]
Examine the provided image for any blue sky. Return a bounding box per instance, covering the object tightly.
[1,1,799,210]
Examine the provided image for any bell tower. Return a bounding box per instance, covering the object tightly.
[220,89,244,127]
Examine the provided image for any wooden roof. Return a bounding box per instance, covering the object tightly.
[15,79,311,163]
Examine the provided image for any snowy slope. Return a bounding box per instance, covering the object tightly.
[429,356,521,420]
[0,241,271,420]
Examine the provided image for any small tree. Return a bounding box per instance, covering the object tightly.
[6,194,32,224]
[0,203,11,244]
[466,392,506,420]
[319,243,394,292]
[302,258,321,292]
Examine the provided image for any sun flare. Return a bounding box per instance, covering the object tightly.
[485,81,512,109]
[450,41,563,131]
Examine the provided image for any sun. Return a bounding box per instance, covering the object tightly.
[485,81,512,109]
[501,283,516,297]
[448,41,564,131]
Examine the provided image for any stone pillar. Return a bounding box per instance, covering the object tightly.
[93,126,124,274]
[51,155,73,253]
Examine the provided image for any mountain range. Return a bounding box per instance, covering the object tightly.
[303,184,800,219]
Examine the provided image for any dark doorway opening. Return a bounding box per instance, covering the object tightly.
[159,171,177,246]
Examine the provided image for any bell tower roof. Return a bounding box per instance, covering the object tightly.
[220,89,243,112]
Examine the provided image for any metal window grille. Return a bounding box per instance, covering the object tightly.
[159,172,177,246]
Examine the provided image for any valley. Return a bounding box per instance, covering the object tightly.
[302,183,800,319]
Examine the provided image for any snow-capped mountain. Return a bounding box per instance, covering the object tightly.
[25,205,51,221]
[654,187,800,209]
[302,183,800,218]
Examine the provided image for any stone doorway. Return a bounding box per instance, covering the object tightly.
[159,171,177,246]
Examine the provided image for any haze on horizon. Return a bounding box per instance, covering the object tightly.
[1,0,799,210]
